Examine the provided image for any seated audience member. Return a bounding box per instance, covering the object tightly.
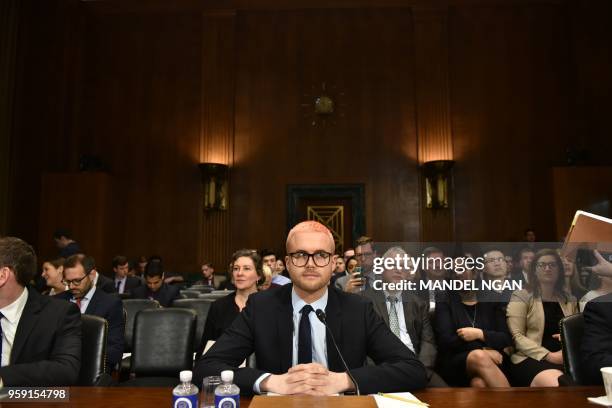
[481,249,512,304]
[53,228,81,258]
[415,247,447,310]
[581,292,612,384]
[41,257,67,296]
[134,255,147,278]
[112,255,141,295]
[434,259,512,387]
[58,254,124,371]
[329,256,346,287]
[511,248,535,285]
[524,228,537,243]
[275,259,289,279]
[88,262,117,294]
[194,221,427,395]
[0,237,81,386]
[364,247,446,387]
[262,250,291,286]
[195,262,216,287]
[338,236,376,293]
[259,265,273,291]
[334,256,358,291]
[199,249,263,354]
[218,263,237,291]
[559,250,587,300]
[130,260,180,307]
[507,249,578,387]
[580,273,612,312]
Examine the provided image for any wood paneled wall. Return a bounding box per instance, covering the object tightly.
[8,0,612,273]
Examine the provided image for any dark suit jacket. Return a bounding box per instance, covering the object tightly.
[96,273,118,294]
[362,288,437,378]
[130,283,180,307]
[434,291,512,356]
[0,288,81,386]
[200,292,239,349]
[57,288,124,370]
[581,292,612,385]
[115,276,142,295]
[193,284,427,395]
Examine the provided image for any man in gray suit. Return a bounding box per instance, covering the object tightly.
[362,246,446,387]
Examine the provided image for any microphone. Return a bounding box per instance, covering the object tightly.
[315,309,361,396]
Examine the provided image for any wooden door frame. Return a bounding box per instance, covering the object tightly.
[286,184,365,246]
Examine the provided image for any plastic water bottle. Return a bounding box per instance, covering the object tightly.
[172,370,199,408]
[214,370,240,408]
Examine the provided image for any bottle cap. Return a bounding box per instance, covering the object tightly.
[221,370,234,383]
[180,370,192,382]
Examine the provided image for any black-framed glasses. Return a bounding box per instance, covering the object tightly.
[62,273,90,286]
[536,262,558,270]
[484,256,505,264]
[289,251,332,267]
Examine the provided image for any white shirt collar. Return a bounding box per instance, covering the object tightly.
[0,287,29,325]
[291,287,328,315]
[82,284,96,301]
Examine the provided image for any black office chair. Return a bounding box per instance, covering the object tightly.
[121,308,197,386]
[180,290,201,299]
[79,315,113,386]
[560,313,585,385]
[123,299,161,353]
[171,298,213,353]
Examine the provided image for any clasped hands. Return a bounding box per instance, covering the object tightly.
[260,363,354,395]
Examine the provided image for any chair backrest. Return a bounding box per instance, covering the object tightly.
[131,308,197,377]
[180,290,201,299]
[123,299,160,353]
[79,315,108,385]
[560,313,585,384]
[198,293,229,301]
[171,299,213,352]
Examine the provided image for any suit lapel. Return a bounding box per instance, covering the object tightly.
[84,288,101,315]
[277,285,294,373]
[10,288,43,364]
[371,289,390,326]
[325,288,343,372]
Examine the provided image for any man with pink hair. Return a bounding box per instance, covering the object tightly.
[194,220,427,395]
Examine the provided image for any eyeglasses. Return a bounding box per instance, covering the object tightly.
[62,274,89,286]
[288,251,332,267]
[484,257,505,264]
[536,262,558,270]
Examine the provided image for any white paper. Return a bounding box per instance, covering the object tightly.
[588,396,612,407]
[372,392,425,408]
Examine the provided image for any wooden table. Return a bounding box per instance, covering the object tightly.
[0,386,605,407]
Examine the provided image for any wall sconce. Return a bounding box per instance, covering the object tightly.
[422,160,454,209]
[199,163,229,211]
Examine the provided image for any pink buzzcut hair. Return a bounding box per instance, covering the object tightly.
[286,221,335,251]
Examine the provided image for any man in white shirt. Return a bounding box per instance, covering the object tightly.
[0,236,81,386]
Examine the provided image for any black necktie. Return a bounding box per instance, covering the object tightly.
[116,280,122,293]
[298,305,313,364]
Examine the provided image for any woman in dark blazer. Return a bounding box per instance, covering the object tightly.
[199,249,264,353]
[434,258,512,387]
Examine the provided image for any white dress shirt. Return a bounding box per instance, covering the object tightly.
[384,291,415,353]
[253,288,329,393]
[0,287,29,366]
[114,277,126,294]
[70,285,96,314]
